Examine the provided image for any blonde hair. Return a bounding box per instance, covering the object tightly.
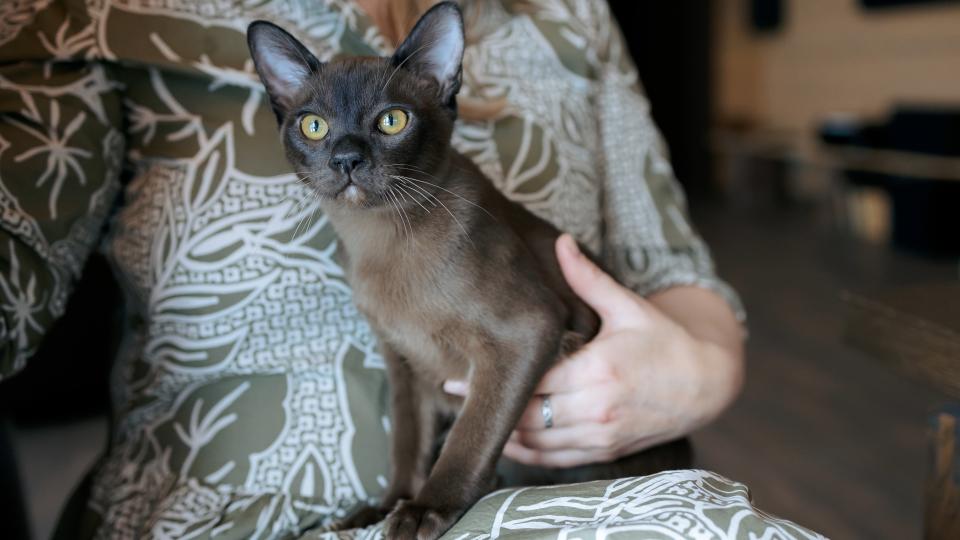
[363,0,508,120]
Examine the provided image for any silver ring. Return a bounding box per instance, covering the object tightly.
[540,395,554,429]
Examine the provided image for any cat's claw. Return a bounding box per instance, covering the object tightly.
[385,500,459,540]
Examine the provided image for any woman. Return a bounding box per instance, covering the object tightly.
[0,0,816,538]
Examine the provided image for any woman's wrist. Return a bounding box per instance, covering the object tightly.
[647,286,746,433]
[686,338,744,431]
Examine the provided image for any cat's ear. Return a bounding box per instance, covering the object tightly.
[392,2,465,112]
[247,21,322,120]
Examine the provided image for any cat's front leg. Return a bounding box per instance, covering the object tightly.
[341,345,439,529]
[385,327,560,540]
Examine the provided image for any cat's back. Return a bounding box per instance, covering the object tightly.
[449,152,601,339]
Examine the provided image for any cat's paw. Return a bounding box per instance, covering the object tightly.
[335,504,391,530]
[384,500,460,540]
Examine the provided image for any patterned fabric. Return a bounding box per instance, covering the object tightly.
[0,1,795,539]
[446,470,822,540]
[304,470,824,540]
[433,470,820,540]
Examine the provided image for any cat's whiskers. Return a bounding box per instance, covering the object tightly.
[394,182,433,214]
[393,179,441,231]
[388,164,473,186]
[384,186,412,246]
[390,175,474,249]
[396,182,444,231]
[393,187,416,249]
[389,175,434,205]
[382,165,440,207]
[392,173,495,223]
[392,163,501,192]
[387,163,443,181]
[293,171,326,183]
[304,190,324,241]
[390,175,445,211]
[277,191,305,220]
[393,185,426,251]
[285,188,313,241]
[291,202,312,242]
[386,166,496,220]
[291,184,325,242]
[383,187,401,236]
[389,188,409,242]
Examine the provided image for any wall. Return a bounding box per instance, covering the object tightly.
[714,0,960,134]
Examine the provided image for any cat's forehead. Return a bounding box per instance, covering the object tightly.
[309,57,422,114]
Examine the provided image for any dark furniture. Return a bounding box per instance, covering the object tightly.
[822,106,960,257]
[845,283,960,539]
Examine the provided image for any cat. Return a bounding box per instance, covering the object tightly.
[248,4,689,539]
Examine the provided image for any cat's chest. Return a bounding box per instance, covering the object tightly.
[346,253,424,316]
[350,279,416,334]
[346,254,470,381]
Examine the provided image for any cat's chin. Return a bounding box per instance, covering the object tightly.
[318,181,370,208]
[321,185,394,212]
[338,184,366,205]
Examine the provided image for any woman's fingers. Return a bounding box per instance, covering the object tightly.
[532,346,615,395]
[555,234,646,324]
[445,379,616,430]
[513,387,617,430]
[508,424,618,452]
[444,345,614,398]
[505,431,674,467]
[442,379,468,396]
[502,441,615,468]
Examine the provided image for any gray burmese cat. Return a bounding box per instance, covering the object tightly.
[248,4,689,539]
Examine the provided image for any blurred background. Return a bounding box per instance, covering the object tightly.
[609,0,960,538]
[2,1,959,539]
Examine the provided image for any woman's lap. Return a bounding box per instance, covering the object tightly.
[73,470,819,539]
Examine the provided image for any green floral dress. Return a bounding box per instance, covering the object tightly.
[0,0,818,538]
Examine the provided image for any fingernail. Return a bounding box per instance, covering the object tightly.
[443,380,468,395]
[560,234,581,258]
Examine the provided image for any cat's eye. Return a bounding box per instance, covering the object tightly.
[300,114,329,140]
[378,109,409,135]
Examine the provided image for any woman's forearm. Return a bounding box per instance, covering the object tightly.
[647,286,744,356]
[647,286,746,428]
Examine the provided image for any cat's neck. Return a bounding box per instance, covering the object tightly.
[324,197,395,233]
[321,197,430,263]
[320,179,476,268]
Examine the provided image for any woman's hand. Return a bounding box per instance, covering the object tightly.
[443,234,744,468]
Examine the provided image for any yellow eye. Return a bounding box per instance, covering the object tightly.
[378,109,408,135]
[300,114,328,140]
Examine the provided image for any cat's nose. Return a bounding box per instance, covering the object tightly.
[329,152,366,174]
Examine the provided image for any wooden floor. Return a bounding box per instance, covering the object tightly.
[689,202,954,539]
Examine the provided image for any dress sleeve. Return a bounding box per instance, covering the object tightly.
[0,8,125,379]
[590,3,745,320]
